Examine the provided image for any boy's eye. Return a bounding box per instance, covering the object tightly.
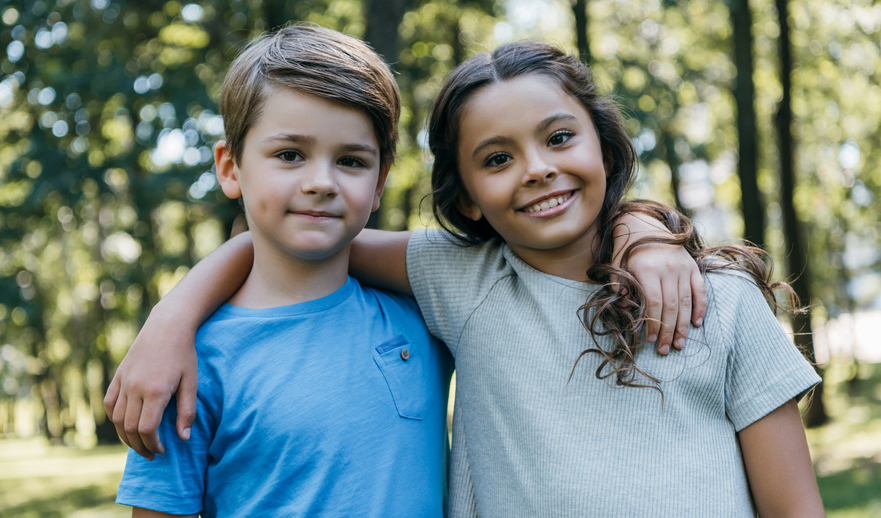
[338,157,366,168]
[484,153,511,167]
[548,131,574,146]
[277,150,302,163]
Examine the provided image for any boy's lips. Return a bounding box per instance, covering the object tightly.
[288,209,341,220]
[518,190,577,217]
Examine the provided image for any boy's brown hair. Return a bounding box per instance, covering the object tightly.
[219,25,401,171]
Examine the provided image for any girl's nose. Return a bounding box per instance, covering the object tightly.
[522,152,558,185]
[301,163,339,197]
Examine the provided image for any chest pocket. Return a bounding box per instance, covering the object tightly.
[373,336,429,420]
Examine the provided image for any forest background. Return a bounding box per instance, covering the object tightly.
[0,0,880,515]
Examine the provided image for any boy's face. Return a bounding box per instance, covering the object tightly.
[216,87,387,262]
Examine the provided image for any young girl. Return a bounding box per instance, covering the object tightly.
[108,42,823,516]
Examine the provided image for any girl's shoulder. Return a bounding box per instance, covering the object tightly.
[409,228,510,275]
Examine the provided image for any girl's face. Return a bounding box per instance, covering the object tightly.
[455,74,608,280]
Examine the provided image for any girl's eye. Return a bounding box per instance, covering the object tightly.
[484,153,511,167]
[548,131,574,146]
[338,157,366,168]
[277,150,302,163]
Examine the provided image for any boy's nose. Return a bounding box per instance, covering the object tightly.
[301,163,339,197]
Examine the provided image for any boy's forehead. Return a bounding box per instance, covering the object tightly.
[246,87,379,147]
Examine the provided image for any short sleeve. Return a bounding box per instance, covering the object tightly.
[406,229,511,357]
[116,395,215,514]
[720,274,821,431]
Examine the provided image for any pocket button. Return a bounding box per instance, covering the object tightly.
[400,349,410,361]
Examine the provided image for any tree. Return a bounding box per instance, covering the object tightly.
[774,0,826,426]
[728,0,765,248]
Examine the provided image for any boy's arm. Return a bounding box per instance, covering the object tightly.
[104,232,254,460]
[611,212,707,355]
[738,399,825,517]
[349,229,413,295]
[132,507,198,518]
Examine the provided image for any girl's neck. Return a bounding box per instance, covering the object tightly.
[228,239,350,309]
[507,234,598,282]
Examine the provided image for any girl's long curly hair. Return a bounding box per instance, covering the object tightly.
[428,41,795,391]
[580,199,796,391]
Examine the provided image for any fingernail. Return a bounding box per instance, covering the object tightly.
[695,317,703,327]
[183,428,191,440]
[648,334,658,343]
[659,344,670,355]
[675,338,685,349]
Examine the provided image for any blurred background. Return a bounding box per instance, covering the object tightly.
[0,0,879,516]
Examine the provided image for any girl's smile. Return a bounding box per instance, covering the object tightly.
[455,75,608,280]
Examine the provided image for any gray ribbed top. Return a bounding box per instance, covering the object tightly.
[407,229,820,518]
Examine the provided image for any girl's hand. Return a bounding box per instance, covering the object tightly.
[104,307,199,461]
[612,213,707,355]
[104,232,255,459]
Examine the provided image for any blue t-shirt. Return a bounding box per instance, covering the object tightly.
[117,277,454,517]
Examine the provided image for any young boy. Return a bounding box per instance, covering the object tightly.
[115,25,453,517]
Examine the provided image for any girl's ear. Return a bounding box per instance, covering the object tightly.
[456,191,483,221]
[215,140,243,199]
[372,163,391,212]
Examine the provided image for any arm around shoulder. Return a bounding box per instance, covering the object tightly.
[738,398,825,517]
[349,228,413,296]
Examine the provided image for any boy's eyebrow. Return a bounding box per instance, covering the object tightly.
[263,133,317,145]
[263,134,378,155]
[338,143,379,155]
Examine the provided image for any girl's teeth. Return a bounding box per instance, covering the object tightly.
[527,194,570,213]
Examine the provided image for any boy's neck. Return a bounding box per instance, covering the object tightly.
[227,240,351,309]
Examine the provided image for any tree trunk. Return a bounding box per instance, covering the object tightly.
[363,0,409,229]
[774,0,827,426]
[662,128,688,215]
[573,0,591,64]
[729,0,765,249]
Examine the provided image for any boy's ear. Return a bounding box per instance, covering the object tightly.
[371,163,391,212]
[456,191,483,222]
[215,140,243,199]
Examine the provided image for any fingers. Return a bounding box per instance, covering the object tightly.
[656,279,679,355]
[643,283,663,353]
[123,397,154,461]
[176,374,198,441]
[690,268,707,327]
[103,374,120,424]
[111,390,131,449]
[138,400,166,456]
[672,274,692,350]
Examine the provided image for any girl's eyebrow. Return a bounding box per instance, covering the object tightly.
[536,113,577,134]
[470,113,578,160]
[471,136,515,160]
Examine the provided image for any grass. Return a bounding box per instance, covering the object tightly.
[1,361,879,517]
[808,361,881,517]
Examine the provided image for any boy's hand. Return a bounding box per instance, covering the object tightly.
[612,212,707,355]
[104,309,198,461]
[627,242,706,354]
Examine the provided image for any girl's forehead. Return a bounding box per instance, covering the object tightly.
[458,75,592,140]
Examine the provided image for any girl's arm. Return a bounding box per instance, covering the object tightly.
[348,229,413,295]
[739,399,825,517]
[104,232,254,460]
[612,212,707,355]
